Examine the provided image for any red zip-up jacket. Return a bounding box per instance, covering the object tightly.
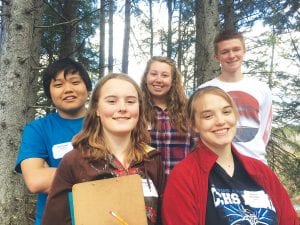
[162,141,298,225]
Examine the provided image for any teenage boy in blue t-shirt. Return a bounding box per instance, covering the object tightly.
[15,58,92,225]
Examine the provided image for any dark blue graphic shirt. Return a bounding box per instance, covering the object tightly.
[206,156,278,225]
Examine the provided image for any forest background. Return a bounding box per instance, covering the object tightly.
[0,0,299,224]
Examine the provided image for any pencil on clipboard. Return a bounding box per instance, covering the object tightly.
[109,211,129,225]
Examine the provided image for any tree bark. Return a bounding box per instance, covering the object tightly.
[122,0,130,73]
[166,0,173,58]
[148,0,154,57]
[60,0,76,58]
[99,0,106,78]
[0,1,3,45]
[108,0,114,73]
[194,0,220,87]
[0,0,42,223]
[223,0,235,30]
[177,0,183,72]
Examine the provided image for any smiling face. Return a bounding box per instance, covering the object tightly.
[215,38,246,75]
[96,78,139,137]
[193,93,237,153]
[146,61,172,105]
[50,71,89,118]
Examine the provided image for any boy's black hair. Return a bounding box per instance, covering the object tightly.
[42,58,92,99]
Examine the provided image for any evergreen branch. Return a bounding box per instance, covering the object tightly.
[1,0,10,5]
[0,13,10,17]
[36,5,99,29]
[42,0,68,22]
[73,8,100,25]
[35,18,79,28]
[287,27,300,62]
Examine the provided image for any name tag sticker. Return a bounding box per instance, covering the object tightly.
[52,142,73,159]
[141,178,158,197]
[243,190,275,210]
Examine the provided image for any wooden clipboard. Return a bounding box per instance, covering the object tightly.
[71,174,148,225]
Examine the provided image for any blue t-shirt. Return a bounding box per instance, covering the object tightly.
[15,112,84,225]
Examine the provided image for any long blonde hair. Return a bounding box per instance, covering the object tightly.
[72,73,150,162]
[140,56,188,132]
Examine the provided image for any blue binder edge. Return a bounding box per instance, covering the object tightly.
[68,192,75,225]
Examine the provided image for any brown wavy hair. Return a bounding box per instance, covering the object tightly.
[72,73,150,162]
[140,56,188,132]
[213,29,245,54]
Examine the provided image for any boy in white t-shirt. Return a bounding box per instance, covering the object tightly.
[198,30,272,163]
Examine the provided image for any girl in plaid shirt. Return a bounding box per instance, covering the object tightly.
[141,56,197,175]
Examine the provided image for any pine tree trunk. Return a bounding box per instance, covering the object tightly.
[99,0,106,78]
[223,0,235,30]
[177,0,183,72]
[60,0,76,58]
[166,0,173,58]
[108,0,114,73]
[148,0,154,57]
[122,0,130,73]
[194,0,220,87]
[0,0,42,224]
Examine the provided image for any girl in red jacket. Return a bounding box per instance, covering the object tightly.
[162,86,298,225]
